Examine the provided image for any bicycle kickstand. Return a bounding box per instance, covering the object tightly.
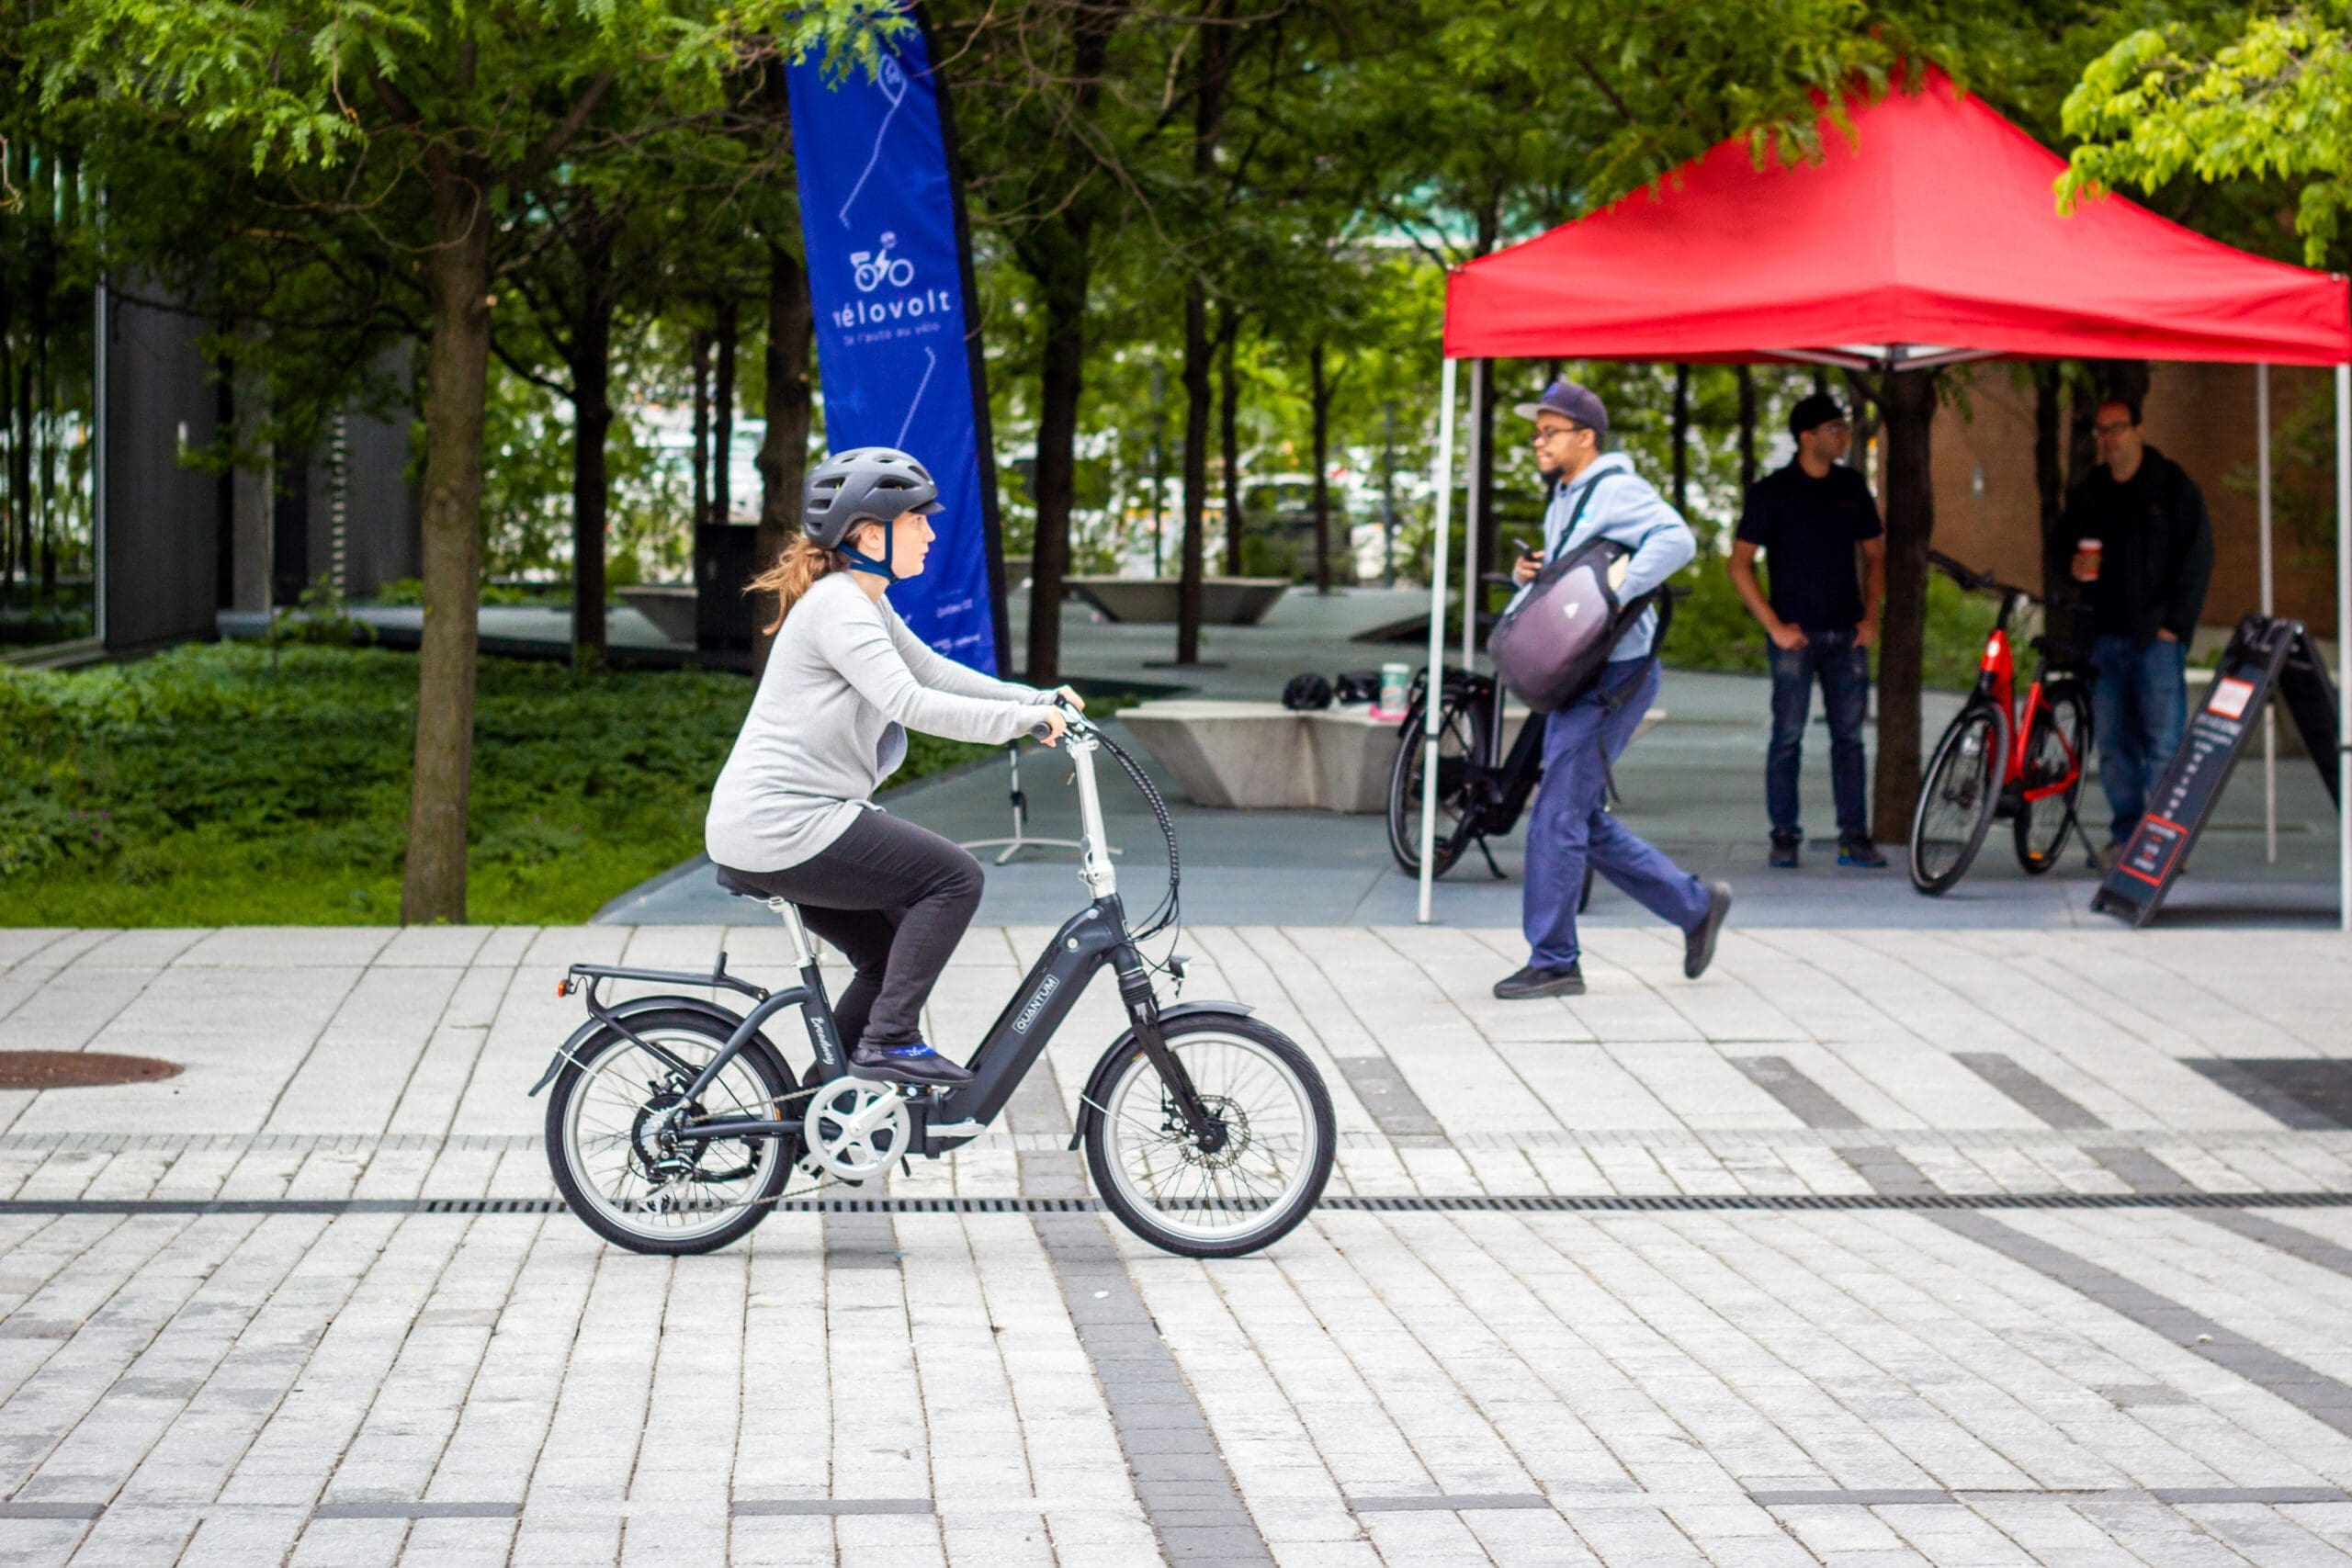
[1475,836,1507,880]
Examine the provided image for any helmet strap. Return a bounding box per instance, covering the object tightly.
[841,533,900,585]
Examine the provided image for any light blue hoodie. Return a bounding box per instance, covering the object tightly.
[1536,450,1696,662]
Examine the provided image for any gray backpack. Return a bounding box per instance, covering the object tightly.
[1487,475,1660,712]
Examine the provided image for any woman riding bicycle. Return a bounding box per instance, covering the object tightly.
[705,446,1079,1090]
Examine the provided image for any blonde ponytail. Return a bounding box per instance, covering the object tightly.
[748,535,841,634]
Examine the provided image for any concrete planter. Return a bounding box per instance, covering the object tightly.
[1064,576,1291,626]
[616,585,698,645]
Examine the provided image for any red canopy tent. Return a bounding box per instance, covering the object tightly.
[1414,69,2352,924]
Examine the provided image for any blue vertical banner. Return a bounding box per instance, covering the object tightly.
[790,16,1007,673]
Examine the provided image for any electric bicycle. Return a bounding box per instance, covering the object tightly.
[529,697,1336,1258]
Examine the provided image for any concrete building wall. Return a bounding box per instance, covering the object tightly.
[1930,362,2339,637]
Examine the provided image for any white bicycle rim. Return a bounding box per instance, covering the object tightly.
[560,1026,786,1244]
[1100,1030,1323,1248]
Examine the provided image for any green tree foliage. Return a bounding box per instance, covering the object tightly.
[2062,3,2352,266]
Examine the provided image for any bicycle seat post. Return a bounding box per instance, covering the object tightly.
[767,898,817,970]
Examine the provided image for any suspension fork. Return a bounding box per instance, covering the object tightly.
[1110,945,1223,1148]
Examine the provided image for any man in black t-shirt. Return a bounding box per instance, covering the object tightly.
[1728,393,1887,870]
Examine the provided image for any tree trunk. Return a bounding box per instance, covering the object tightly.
[713,299,737,527]
[1217,314,1243,576]
[2032,362,2065,602]
[1736,365,1758,496]
[1028,243,1090,684]
[754,242,814,669]
[1176,278,1209,664]
[691,329,711,526]
[1471,356,1496,578]
[1871,368,1938,844]
[569,220,616,670]
[1309,341,1333,594]
[400,169,495,925]
[1670,362,1691,516]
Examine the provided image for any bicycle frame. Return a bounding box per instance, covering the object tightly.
[532,723,1229,1162]
[1971,591,2083,804]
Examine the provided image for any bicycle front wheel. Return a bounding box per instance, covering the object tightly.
[1385,684,1489,879]
[545,1010,799,1255]
[2014,682,2091,874]
[1085,1011,1335,1259]
[1909,704,2009,896]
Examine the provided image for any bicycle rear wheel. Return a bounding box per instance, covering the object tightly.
[1085,1011,1335,1259]
[2014,683,2091,874]
[1385,683,1490,879]
[545,1010,799,1255]
[1909,703,2009,896]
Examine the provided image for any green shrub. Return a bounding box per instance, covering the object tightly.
[0,643,1002,926]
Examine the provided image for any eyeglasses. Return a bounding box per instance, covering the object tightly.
[2092,420,2137,437]
[1531,423,1587,446]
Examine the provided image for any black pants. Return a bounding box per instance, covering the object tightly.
[718,810,982,1051]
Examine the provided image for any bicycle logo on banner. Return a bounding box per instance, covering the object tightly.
[851,232,915,293]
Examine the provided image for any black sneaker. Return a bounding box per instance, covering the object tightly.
[1683,882,1734,979]
[849,1041,973,1088]
[1493,964,1586,999]
[1837,837,1888,869]
[1769,836,1801,870]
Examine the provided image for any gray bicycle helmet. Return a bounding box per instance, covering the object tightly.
[802,446,944,549]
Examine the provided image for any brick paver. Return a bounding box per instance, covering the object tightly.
[1,924,2350,1563]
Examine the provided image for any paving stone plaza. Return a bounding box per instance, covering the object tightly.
[4,916,2352,1566]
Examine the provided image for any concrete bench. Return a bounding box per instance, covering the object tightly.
[1118,698,1661,813]
[1064,576,1291,626]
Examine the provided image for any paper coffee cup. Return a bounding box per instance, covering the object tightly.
[2076,538,2102,581]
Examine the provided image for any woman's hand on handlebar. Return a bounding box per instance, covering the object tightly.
[1031,706,1070,748]
[1054,684,1087,713]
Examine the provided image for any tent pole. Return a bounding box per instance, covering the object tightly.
[2258,364,2276,864]
[2337,363,2350,934]
[1419,357,1459,925]
[1463,362,1486,671]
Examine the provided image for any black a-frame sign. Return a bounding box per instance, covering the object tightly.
[2092,614,2343,928]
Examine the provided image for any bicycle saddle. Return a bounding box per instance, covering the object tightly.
[712,866,772,900]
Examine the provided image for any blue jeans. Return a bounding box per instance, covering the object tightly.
[1766,628,1871,841]
[2089,634,2188,844]
[1523,660,1713,969]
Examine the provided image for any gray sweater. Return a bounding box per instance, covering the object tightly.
[705,571,1054,872]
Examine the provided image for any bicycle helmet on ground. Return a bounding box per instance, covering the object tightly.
[802,446,943,549]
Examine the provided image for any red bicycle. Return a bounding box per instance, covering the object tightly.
[1907,551,2094,895]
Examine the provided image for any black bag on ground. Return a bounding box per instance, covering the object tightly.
[1487,475,1661,712]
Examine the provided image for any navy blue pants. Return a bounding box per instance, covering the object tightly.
[2089,633,2188,844]
[1523,660,1712,969]
[1766,627,1871,841]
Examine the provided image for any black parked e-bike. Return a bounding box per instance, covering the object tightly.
[529,698,1336,1259]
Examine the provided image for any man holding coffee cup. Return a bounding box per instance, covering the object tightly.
[2060,397,2214,862]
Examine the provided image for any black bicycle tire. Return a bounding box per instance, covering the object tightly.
[1908,704,2010,896]
[545,1009,799,1256]
[2013,683,2092,875]
[1385,689,1488,879]
[1084,1012,1337,1260]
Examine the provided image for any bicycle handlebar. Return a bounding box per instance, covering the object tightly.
[1928,549,2038,605]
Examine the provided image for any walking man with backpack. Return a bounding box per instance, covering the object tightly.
[1491,381,1734,1000]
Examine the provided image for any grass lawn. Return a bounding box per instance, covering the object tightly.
[1,642,1002,927]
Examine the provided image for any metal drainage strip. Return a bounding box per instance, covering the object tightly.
[4,1191,2352,1217]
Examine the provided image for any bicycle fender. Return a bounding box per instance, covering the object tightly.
[1066,1000,1257,1151]
[525,994,751,1098]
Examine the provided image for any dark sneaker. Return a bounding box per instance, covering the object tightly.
[1683,882,1734,979]
[1493,964,1586,999]
[1837,837,1888,869]
[1769,836,1801,870]
[849,1041,973,1088]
